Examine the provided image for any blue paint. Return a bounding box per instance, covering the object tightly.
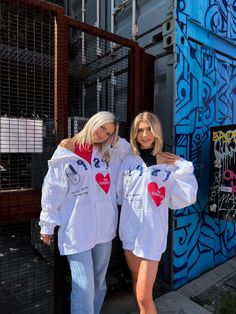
[187,19,236,60]
[136,165,143,176]
[173,0,236,288]
[93,158,100,168]
[76,159,88,170]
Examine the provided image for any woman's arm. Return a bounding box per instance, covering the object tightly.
[116,162,125,206]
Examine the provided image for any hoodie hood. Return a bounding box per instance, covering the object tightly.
[48,146,80,166]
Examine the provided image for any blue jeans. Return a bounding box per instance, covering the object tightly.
[67,241,112,314]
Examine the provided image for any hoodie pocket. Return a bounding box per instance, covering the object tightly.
[66,205,96,246]
[136,211,166,257]
[97,201,117,237]
[119,204,143,243]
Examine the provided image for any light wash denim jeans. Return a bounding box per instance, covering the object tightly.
[67,241,112,314]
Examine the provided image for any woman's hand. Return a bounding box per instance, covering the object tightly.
[59,138,75,152]
[40,234,54,246]
[156,152,180,164]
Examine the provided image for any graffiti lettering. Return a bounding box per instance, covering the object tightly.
[213,130,236,143]
[232,184,236,193]
[209,171,221,201]
[219,193,236,210]
[214,140,236,161]
[223,169,236,181]
[223,169,236,193]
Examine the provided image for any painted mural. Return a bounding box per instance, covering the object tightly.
[173,0,236,288]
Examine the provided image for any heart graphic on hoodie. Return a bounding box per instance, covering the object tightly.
[95,173,111,193]
[148,182,165,207]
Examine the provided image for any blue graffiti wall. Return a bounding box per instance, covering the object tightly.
[173,0,236,288]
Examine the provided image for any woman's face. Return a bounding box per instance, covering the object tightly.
[136,120,155,149]
[92,122,116,144]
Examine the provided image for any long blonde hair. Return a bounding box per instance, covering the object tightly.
[130,111,163,155]
[72,111,119,162]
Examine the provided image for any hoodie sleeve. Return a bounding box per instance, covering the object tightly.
[116,161,125,206]
[109,137,131,185]
[114,137,131,160]
[39,160,68,235]
[169,159,198,210]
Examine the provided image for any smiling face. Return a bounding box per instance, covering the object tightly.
[136,120,155,149]
[92,122,116,144]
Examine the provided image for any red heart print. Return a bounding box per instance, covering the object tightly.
[95,173,111,193]
[148,182,165,207]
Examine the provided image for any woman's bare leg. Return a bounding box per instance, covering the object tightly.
[124,250,159,314]
[124,250,141,297]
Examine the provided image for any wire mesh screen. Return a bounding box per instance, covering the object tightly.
[0,221,54,313]
[0,0,55,312]
[68,27,130,137]
[48,0,64,6]
[0,0,55,190]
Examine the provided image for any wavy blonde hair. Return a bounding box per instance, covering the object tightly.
[130,111,163,156]
[72,111,119,163]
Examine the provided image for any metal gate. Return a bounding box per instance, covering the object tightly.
[0,0,154,313]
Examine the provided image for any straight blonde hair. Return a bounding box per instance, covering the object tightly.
[130,111,163,156]
[72,111,119,163]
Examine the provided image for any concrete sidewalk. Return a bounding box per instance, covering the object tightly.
[102,256,236,314]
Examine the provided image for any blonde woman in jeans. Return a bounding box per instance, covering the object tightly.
[39,111,130,314]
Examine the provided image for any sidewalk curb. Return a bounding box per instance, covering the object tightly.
[154,291,211,314]
[177,256,236,298]
[153,256,236,314]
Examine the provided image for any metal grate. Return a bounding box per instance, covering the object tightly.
[0,0,55,191]
[48,0,64,6]
[0,1,55,313]
[68,27,130,136]
[0,221,54,313]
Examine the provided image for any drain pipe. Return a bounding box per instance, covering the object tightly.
[97,77,102,112]
[132,0,138,40]
[82,84,86,117]
[111,0,114,34]
[110,0,116,50]
[172,0,178,155]
[81,0,86,64]
[110,69,116,113]
[81,0,86,116]
[96,1,102,112]
[96,0,102,56]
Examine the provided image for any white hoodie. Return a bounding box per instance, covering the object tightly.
[39,138,130,255]
[117,155,198,261]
